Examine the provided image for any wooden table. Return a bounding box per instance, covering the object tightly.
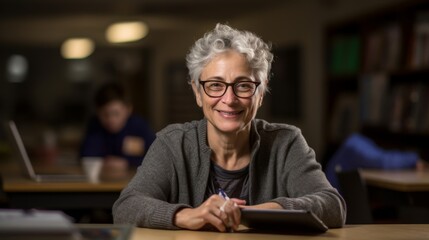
[360,169,429,223]
[360,169,429,192]
[129,225,429,240]
[2,175,130,209]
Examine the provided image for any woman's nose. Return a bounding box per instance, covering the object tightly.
[221,85,238,104]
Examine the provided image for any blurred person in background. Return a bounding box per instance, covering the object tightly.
[325,133,428,190]
[80,82,155,177]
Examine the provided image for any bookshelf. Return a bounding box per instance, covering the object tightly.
[324,0,429,165]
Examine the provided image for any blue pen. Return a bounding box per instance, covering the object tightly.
[218,188,230,200]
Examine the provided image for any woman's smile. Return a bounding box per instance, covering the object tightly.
[216,109,243,118]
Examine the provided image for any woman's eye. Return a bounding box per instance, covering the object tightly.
[208,82,224,89]
[236,82,253,91]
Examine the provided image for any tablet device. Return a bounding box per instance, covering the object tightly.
[240,209,328,232]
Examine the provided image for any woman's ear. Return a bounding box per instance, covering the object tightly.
[191,81,203,107]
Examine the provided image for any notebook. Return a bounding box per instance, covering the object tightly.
[8,120,88,183]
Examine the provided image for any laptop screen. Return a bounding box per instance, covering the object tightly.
[8,120,38,179]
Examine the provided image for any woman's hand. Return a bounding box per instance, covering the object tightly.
[174,194,241,232]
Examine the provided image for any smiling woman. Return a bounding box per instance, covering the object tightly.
[112,23,346,232]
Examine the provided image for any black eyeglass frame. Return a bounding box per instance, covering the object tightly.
[198,79,261,98]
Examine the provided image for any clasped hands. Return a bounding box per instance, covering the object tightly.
[174,194,246,232]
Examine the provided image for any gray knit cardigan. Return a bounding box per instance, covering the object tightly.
[113,118,346,229]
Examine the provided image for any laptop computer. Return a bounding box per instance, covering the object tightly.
[8,120,88,182]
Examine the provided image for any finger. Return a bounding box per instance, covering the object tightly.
[230,203,241,230]
[219,201,232,227]
[231,198,246,206]
[219,200,228,212]
[221,200,238,229]
[222,200,240,229]
[207,208,227,232]
[197,195,233,232]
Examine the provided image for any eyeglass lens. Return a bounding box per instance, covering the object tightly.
[200,81,259,98]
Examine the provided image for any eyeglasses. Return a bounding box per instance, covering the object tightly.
[198,80,261,98]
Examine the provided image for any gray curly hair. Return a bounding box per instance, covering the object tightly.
[186,23,273,94]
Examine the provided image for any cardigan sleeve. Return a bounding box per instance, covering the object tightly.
[112,137,190,229]
[270,130,346,228]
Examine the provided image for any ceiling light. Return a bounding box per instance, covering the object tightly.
[7,54,28,82]
[106,21,148,43]
[61,38,95,59]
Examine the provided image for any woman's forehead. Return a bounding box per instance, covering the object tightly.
[203,52,250,73]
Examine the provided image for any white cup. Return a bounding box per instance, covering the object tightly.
[82,157,103,183]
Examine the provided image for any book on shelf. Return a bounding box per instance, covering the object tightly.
[384,24,402,71]
[329,34,360,76]
[419,87,429,133]
[363,30,384,72]
[362,24,402,72]
[388,83,429,134]
[389,85,406,132]
[404,84,425,132]
[329,93,359,143]
[359,73,389,126]
[344,36,360,74]
[409,10,429,69]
